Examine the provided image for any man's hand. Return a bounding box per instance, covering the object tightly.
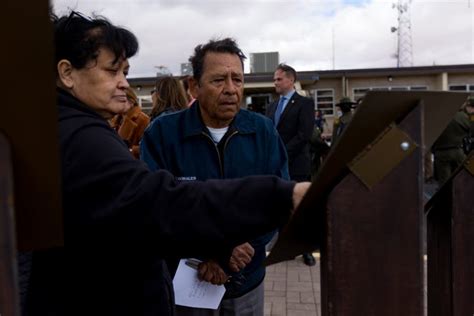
[229,242,254,272]
[198,260,229,285]
[292,182,311,211]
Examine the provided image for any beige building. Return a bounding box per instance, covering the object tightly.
[129,64,474,135]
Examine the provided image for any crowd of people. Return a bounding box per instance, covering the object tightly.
[15,10,309,316]
[20,8,473,316]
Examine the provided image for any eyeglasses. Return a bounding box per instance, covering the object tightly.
[60,10,94,31]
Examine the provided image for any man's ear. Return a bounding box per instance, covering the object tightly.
[57,59,75,89]
[189,77,199,99]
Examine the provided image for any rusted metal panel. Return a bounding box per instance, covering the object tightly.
[427,188,453,316]
[427,152,474,316]
[0,133,20,316]
[266,91,466,266]
[451,168,474,316]
[1,0,63,251]
[321,103,424,316]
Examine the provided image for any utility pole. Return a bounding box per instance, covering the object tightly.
[391,0,414,67]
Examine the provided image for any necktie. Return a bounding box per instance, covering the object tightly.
[274,97,286,126]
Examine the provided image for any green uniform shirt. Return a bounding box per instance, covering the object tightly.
[432,110,471,184]
[331,111,353,145]
[432,110,470,151]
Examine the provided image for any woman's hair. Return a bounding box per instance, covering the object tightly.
[125,87,139,107]
[150,76,188,120]
[52,11,139,72]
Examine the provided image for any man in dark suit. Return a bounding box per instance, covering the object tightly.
[266,63,316,266]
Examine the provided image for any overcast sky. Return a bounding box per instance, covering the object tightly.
[52,0,474,78]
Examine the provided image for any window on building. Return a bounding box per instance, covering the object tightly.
[313,89,335,116]
[353,85,428,100]
[138,96,153,114]
[449,85,468,91]
[449,84,474,92]
[410,86,428,91]
[353,88,370,102]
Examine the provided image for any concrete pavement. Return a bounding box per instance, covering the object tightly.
[264,253,321,316]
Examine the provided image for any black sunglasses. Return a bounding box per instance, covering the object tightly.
[61,10,94,30]
[68,10,93,22]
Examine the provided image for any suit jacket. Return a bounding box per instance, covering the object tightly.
[266,92,314,179]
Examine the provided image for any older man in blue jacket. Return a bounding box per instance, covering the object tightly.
[141,38,289,316]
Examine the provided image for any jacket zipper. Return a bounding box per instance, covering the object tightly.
[201,130,238,177]
[220,131,238,176]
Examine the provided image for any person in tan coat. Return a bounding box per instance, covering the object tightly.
[110,87,150,158]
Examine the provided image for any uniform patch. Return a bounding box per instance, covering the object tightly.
[175,176,197,181]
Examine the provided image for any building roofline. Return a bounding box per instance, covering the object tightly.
[128,63,474,86]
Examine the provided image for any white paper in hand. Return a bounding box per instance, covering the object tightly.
[173,259,226,310]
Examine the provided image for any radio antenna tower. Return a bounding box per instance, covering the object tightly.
[391,0,413,67]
